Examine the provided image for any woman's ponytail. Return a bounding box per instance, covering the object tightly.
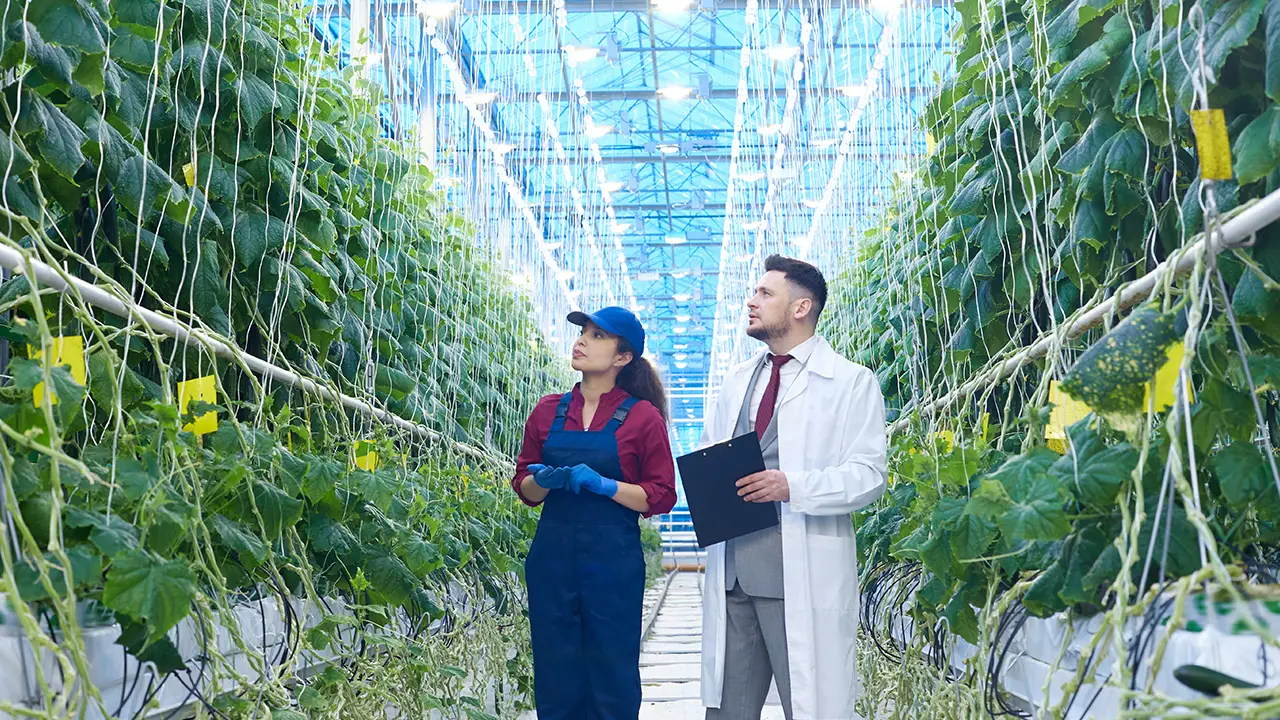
[616,339,668,423]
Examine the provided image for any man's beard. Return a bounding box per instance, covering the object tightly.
[746,318,787,341]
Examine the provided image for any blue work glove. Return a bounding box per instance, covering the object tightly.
[527,463,571,490]
[567,464,618,498]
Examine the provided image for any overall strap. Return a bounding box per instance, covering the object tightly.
[549,392,574,432]
[603,397,640,434]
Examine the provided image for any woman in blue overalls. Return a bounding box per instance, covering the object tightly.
[511,307,677,719]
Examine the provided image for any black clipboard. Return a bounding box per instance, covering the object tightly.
[676,432,778,548]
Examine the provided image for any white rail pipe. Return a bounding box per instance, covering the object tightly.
[0,244,506,465]
[889,186,1280,435]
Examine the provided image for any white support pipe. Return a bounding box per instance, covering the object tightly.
[0,245,507,465]
[889,186,1280,435]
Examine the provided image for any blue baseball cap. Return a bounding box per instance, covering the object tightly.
[567,307,645,357]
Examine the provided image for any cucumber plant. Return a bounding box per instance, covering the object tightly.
[0,0,568,716]
[824,0,1280,715]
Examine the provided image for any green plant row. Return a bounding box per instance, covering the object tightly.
[0,0,567,716]
[822,0,1280,714]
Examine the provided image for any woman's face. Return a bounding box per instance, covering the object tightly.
[571,322,632,374]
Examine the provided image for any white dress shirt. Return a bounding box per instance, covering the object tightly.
[747,334,819,431]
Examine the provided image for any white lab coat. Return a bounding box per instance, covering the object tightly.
[700,335,888,720]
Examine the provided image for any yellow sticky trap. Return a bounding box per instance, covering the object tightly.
[933,429,954,452]
[177,375,217,436]
[182,162,196,187]
[926,132,937,155]
[352,440,379,471]
[1190,109,1232,180]
[28,336,86,407]
[1145,341,1193,412]
[1045,380,1092,453]
[354,451,379,471]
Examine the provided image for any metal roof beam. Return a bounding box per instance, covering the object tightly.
[463,42,936,54]
[454,0,950,12]
[514,150,907,164]
[437,86,932,102]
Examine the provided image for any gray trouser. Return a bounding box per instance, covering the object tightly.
[705,583,793,720]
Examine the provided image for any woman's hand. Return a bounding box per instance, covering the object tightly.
[568,464,619,498]
[529,463,571,490]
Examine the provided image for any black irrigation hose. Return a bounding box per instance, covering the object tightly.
[984,602,1031,719]
[860,561,908,662]
[130,673,170,720]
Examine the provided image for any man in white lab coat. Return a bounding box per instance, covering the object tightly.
[700,255,888,720]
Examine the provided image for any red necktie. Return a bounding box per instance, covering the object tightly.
[754,354,793,439]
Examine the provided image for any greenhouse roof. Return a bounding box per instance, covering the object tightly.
[309,0,955,454]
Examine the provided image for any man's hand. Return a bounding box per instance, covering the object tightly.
[737,469,789,503]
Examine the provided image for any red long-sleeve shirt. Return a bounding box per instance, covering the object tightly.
[511,384,677,518]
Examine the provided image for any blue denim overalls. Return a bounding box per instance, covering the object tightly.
[525,392,645,719]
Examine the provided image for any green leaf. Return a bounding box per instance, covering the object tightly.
[116,620,186,674]
[115,153,179,216]
[1058,525,1110,605]
[398,535,443,577]
[1202,0,1266,76]
[1045,0,1121,47]
[251,481,303,539]
[920,530,955,584]
[306,515,358,555]
[232,208,287,268]
[1053,441,1138,507]
[113,457,157,502]
[1266,0,1280,102]
[968,478,1014,518]
[1232,105,1280,185]
[14,545,102,601]
[1047,18,1131,107]
[1059,114,1122,174]
[10,457,42,500]
[274,449,308,497]
[1191,376,1258,453]
[1023,554,1068,617]
[28,97,88,180]
[1072,199,1112,250]
[65,507,140,556]
[236,73,277,128]
[989,449,1069,541]
[952,508,999,561]
[302,456,343,503]
[366,554,417,606]
[28,0,107,54]
[210,514,269,568]
[103,549,197,642]
[298,687,327,711]
[999,476,1071,542]
[351,470,398,512]
[942,592,980,643]
[10,22,76,90]
[113,0,178,30]
[109,25,159,72]
[1209,442,1280,513]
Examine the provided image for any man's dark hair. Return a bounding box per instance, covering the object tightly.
[765,254,827,323]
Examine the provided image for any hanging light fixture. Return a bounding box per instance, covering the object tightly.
[658,85,693,101]
[462,89,499,105]
[765,44,801,61]
[418,0,459,17]
[563,45,602,64]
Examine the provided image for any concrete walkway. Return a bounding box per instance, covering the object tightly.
[637,572,786,719]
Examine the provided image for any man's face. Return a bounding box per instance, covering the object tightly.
[745,270,796,341]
